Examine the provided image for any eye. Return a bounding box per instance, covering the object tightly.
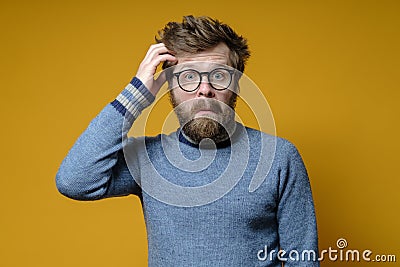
[211,70,227,81]
[181,70,198,82]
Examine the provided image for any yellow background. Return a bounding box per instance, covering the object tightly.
[1,0,399,266]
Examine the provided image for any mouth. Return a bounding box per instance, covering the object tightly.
[185,99,224,119]
[194,109,218,116]
[194,110,216,118]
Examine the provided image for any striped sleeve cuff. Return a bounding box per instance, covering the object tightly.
[111,77,155,120]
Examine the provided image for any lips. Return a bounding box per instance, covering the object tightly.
[195,109,216,115]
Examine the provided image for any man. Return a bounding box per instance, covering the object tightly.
[56,15,319,266]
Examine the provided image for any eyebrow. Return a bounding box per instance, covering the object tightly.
[174,63,197,72]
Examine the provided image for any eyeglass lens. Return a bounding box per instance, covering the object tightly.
[177,68,232,91]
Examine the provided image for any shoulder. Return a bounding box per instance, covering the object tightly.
[244,126,302,161]
[245,126,297,148]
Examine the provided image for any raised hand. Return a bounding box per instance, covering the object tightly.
[135,43,177,96]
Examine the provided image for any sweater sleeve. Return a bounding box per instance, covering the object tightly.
[276,141,319,266]
[55,77,154,200]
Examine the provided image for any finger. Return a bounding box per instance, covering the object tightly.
[136,54,176,83]
[140,53,176,75]
[149,54,177,69]
[143,44,171,63]
[144,43,166,58]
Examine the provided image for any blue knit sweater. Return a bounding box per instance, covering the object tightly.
[56,77,319,266]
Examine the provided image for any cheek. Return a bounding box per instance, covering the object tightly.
[171,89,196,103]
[168,78,179,90]
[216,91,234,103]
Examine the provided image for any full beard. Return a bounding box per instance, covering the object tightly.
[182,117,228,144]
[170,93,237,144]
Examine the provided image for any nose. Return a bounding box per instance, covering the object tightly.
[196,77,215,98]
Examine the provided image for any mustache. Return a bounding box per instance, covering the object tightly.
[189,99,223,113]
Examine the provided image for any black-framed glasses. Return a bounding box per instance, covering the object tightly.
[173,68,234,92]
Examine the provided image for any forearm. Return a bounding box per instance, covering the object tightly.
[55,77,154,200]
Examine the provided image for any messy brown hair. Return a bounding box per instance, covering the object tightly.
[156,15,250,73]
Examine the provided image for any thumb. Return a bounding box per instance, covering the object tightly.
[152,71,168,94]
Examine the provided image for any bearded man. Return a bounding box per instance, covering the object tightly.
[56,15,319,266]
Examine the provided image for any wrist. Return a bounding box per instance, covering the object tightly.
[111,77,155,120]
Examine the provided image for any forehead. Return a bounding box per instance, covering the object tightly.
[177,43,230,66]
